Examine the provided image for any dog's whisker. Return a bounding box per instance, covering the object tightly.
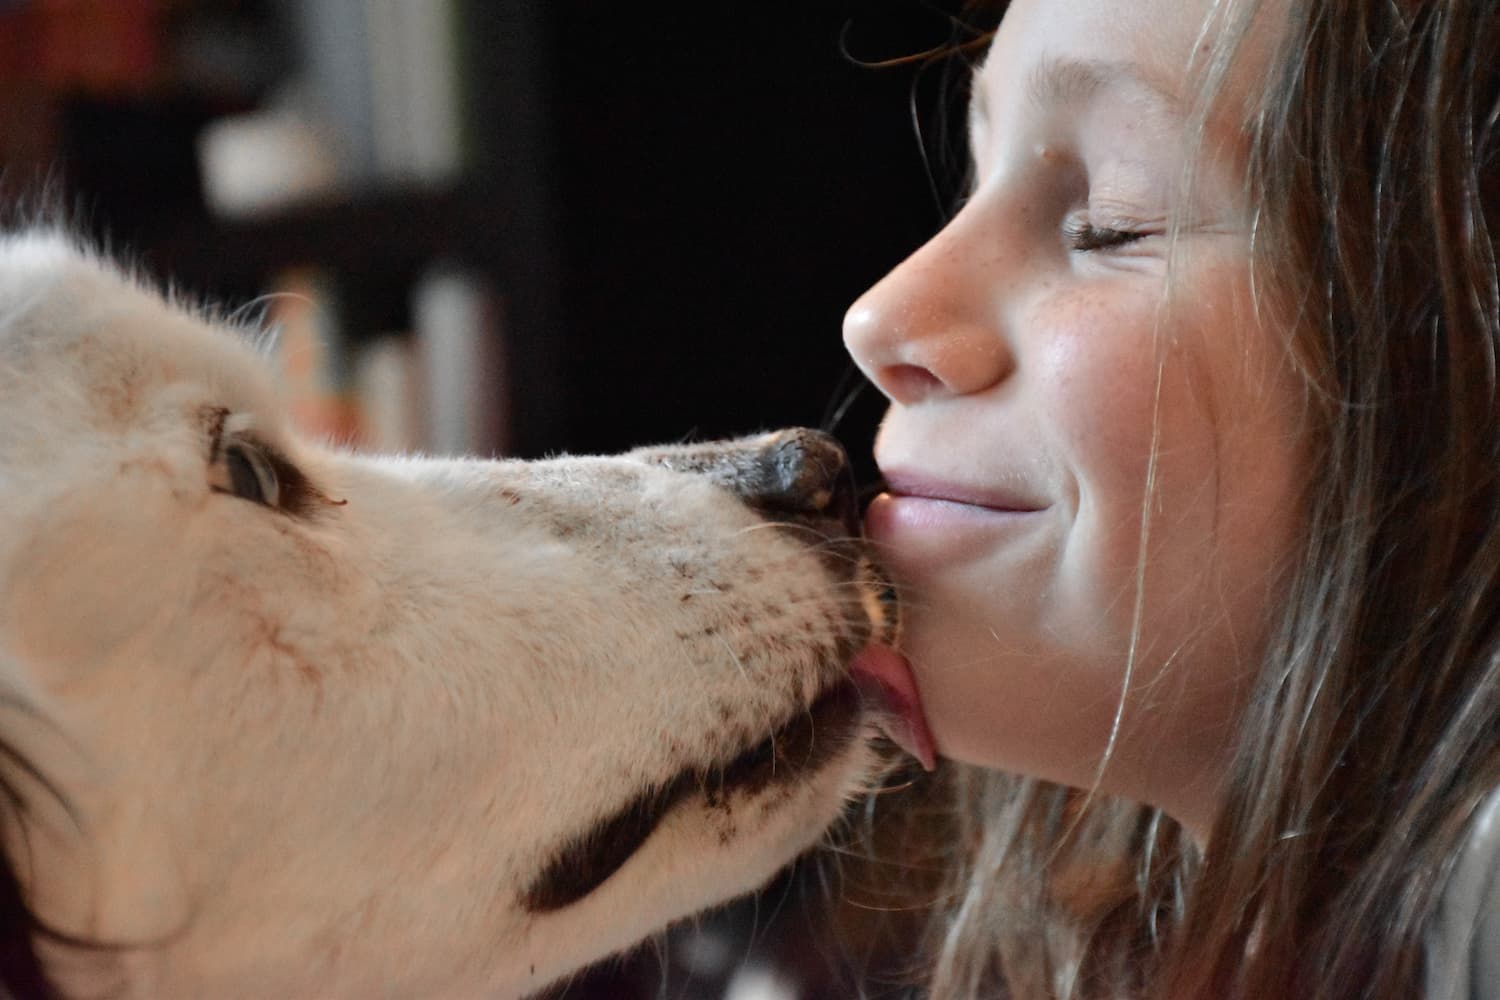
[223,291,308,333]
[715,634,751,684]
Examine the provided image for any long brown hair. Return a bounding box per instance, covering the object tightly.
[908,1,1500,997]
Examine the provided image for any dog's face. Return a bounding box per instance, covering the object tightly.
[0,234,895,997]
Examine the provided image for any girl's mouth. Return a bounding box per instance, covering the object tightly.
[862,470,1049,558]
[874,469,1049,514]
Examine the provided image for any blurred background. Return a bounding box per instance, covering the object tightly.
[0,1,983,995]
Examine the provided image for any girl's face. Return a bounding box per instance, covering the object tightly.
[844,0,1303,832]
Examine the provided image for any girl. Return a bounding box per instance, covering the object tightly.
[844,0,1500,997]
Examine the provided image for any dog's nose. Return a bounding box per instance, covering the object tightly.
[630,428,861,536]
[737,428,860,535]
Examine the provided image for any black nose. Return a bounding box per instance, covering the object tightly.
[630,428,861,536]
[737,428,860,535]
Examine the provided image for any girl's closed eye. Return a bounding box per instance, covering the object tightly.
[1061,217,1154,252]
[1056,206,1158,251]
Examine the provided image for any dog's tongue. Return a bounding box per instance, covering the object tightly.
[849,644,936,772]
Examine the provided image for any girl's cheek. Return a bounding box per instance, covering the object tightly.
[1029,289,1165,491]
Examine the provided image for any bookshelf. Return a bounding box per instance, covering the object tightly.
[5,0,953,474]
[147,179,562,457]
[154,182,514,289]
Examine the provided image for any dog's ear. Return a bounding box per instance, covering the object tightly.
[0,645,64,822]
[0,645,190,959]
[0,656,57,999]
[0,644,47,716]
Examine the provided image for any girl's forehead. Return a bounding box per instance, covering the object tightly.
[975,0,1281,136]
[982,0,1212,78]
[969,53,1187,130]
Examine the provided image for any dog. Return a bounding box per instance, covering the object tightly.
[0,230,924,998]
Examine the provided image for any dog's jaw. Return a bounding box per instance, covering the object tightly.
[502,729,881,997]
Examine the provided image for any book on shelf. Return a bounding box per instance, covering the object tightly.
[365,0,464,186]
[264,267,361,446]
[264,263,507,460]
[201,0,485,215]
[351,334,422,455]
[412,263,508,458]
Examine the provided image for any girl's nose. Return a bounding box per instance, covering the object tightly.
[842,213,1014,406]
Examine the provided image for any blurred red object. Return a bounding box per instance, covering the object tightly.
[0,0,168,96]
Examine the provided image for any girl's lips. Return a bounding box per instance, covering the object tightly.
[862,471,1048,565]
[866,493,1032,534]
[863,490,1046,546]
[876,469,1048,513]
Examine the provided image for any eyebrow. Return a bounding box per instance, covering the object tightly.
[970,54,1185,131]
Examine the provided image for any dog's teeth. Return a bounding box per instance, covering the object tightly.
[856,557,900,644]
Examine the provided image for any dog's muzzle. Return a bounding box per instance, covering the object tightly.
[635,428,896,641]
[516,431,903,916]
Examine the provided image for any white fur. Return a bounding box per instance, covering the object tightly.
[0,232,890,997]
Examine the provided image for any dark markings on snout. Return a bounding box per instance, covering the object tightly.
[519,678,862,914]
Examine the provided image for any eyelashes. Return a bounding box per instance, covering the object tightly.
[1062,218,1152,253]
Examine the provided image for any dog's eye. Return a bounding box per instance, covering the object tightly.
[219,439,281,508]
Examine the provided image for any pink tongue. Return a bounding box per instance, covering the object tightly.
[848,644,937,772]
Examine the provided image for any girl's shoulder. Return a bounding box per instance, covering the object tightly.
[1428,788,1500,999]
